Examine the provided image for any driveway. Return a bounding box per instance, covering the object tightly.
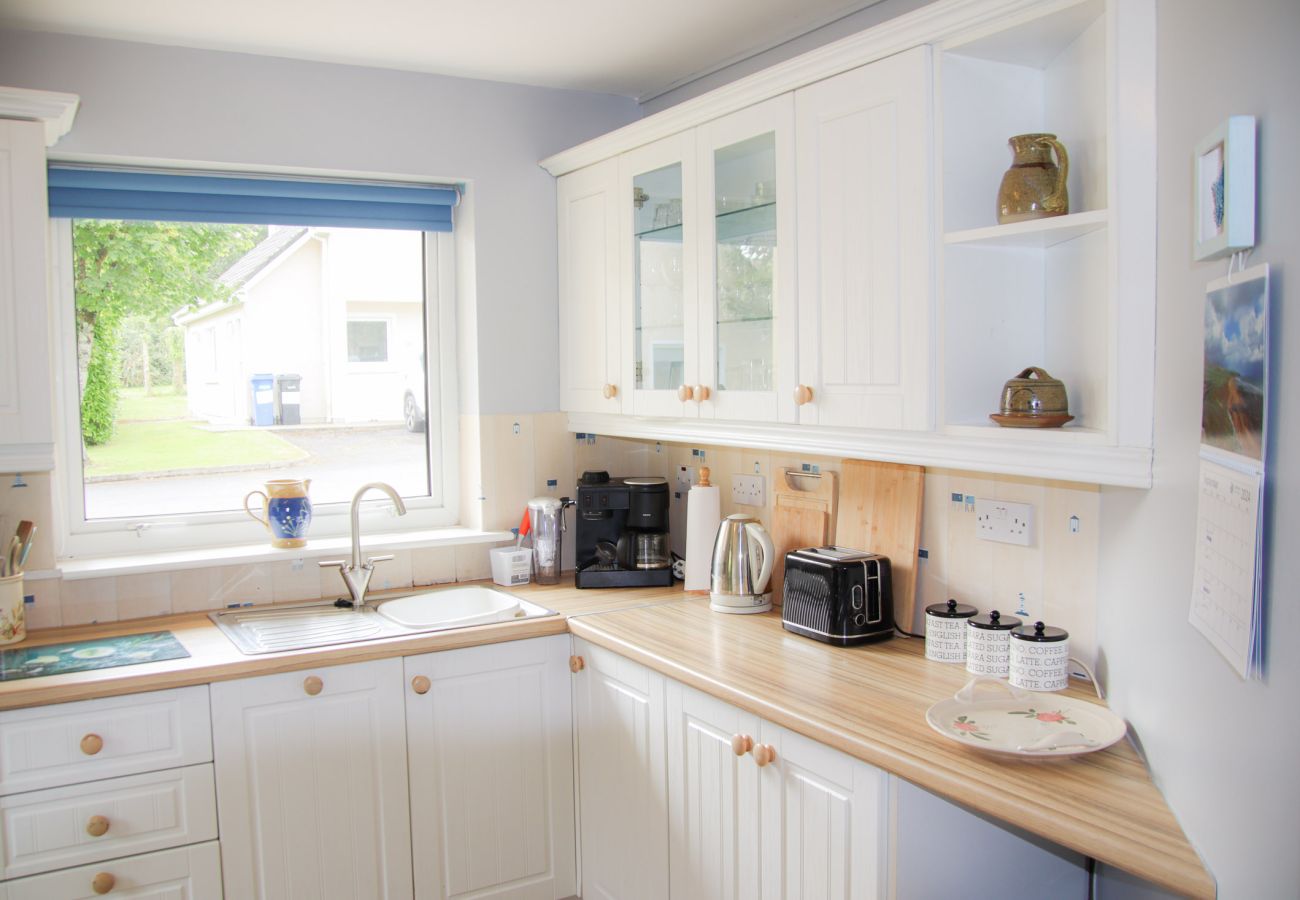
[84,426,431,520]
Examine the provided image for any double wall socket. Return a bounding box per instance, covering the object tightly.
[974,498,1034,546]
[731,474,765,507]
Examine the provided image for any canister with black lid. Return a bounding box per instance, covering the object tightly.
[966,610,1021,677]
[925,598,977,663]
[1008,621,1070,691]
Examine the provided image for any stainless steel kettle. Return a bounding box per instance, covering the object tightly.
[709,514,776,615]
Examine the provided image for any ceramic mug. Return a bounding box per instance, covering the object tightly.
[245,479,313,548]
[0,574,24,645]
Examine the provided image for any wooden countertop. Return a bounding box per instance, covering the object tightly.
[0,581,1211,897]
[569,598,1213,899]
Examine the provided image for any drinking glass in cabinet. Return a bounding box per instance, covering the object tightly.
[714,132,776,393]
[634,163,685,391]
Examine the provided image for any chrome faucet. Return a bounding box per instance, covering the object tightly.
[319,482,407,608]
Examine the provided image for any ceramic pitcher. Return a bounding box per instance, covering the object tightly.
[997,133,1069,224]
[244,479,313,548]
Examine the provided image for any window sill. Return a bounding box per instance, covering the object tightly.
[58,527,513,581]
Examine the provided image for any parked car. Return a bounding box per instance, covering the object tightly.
[403,353,427,433]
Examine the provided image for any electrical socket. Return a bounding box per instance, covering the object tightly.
[676,465,697,489]
[731,474,765,507]
[974,498,1034,546]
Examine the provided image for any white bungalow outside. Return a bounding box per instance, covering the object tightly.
[173,226,424,426]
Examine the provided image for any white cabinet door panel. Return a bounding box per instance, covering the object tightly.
[406,634,576,900]
[666,681,761,900]
[760,723,887,900]
[0,119,53,464]
[572,638,668,900]
[211,658,411,900]
[796,46,933,432]
[558,160,622,414]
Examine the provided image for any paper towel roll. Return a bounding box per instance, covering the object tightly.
[685,469,721,592]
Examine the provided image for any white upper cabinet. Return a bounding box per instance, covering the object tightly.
[558,158,622,414]
[0,120,54,469]
[621,132,700,419]
[404,635,577,900]
[795,46,934,432]
[695,95,797,424]
[544,0,1157,487]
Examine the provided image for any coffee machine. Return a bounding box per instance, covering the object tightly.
[574,471,675,588]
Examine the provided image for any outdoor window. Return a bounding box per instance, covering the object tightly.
[48,166,460,555]
[347,319,390,364]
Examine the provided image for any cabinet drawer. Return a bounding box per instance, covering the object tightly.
[0,764,217,879]
[0,686,211,794]
[0,840,222,900]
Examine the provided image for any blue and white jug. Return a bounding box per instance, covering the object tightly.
[244,479,313,548]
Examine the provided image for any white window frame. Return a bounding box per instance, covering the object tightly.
[50,218,461,558]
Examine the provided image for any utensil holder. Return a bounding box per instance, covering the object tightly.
[0,575,25,645]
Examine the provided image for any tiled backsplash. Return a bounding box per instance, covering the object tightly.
[568,435,1101,665]
[24,542,506,628]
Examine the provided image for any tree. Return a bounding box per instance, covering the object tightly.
[72,220,263,443]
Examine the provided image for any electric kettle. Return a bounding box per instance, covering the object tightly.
[709,514,776,614]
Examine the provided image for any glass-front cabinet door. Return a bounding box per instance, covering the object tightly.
[696,95,796,423]
[621,132,699,418]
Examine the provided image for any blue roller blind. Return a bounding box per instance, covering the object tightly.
[48,166,458,231]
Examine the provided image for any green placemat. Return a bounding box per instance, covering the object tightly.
[0,631,189,681]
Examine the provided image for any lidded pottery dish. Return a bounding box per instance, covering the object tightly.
[990,367,1074,428]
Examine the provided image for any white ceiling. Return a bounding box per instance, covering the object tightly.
[0,0,887,101]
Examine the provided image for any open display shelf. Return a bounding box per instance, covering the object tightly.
[938,0,1117,444]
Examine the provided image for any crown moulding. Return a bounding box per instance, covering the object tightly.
[0,86,81,146]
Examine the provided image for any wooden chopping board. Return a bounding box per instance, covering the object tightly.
[770,469,837,605]
[835,459,925,632]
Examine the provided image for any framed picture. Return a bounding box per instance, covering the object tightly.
[1194,116,1256,261]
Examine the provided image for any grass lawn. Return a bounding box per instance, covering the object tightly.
[117,387,189,422]
[86,419,308,477]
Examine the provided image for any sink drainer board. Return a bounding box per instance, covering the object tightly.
[211,588,558,655]
[0,631,189,681]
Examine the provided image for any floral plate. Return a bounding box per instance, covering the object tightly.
[925,677,1127,758]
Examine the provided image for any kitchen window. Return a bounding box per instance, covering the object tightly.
[48,166,461,557]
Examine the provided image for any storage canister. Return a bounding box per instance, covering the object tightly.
[1008,621,1070,691]
[925,599,977,663]
[966,610,1021,677]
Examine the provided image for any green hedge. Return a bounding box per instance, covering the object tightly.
[81,316,120,446]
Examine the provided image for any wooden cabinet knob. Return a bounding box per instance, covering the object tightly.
[602,383,618,400]
[753,744,777,767]
[794,384,814,406]
[730,734,754,757]
[411,675,431,695]
[303,676,323,696]
[677,384,694,402]
[91,872,116,894]
[694,385,711,402]
[569,655,586,673]
[80,733,104,756]
[86,815,110,837]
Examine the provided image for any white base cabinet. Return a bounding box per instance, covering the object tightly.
[665,681,887,900]
[572,638,669,900]
[579,645,888,900]
[211,657,413,900]
[405,635,577,900]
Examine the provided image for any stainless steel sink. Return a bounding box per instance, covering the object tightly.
[210,585,558,655]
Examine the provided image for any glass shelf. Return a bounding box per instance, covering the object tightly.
[635,222,683,242]
[716,202,776,245]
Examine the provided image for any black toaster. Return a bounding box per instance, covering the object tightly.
[781,546,893,645]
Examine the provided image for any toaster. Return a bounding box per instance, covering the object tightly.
[781,546,893,645]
